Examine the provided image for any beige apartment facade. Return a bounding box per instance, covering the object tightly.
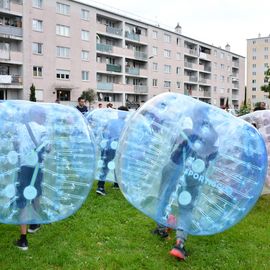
[247,35,270,108]
[0,0,245,109]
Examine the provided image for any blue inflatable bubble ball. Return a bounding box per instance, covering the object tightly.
[85,108,131,182]
[0,101,96,225]
[115,93,267,235]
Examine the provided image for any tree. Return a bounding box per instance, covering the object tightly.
[29,83,36,102]
[261,67,270,98]
[81,88,97,108]
[238,99,251,116]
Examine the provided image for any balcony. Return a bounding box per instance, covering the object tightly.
[184,47,198,57]
[126,67,139,75]
[198,78,210,85]
[106,26,122,36]
[96,43,113,53]
[134,85,148,94]
[97,82,113,91]
[199,65,211,72]
[0,50,23,64]
[184,89,192,96]
[0,74,22,88]
[125,31,140,41]
[202,90,211,97]
[233,62,239,68]
[199,52,210,60]
[134,51,148,61]
[184,62,196,69]
[184,76,198,83]
[107,64,121,73]
[97,24,123,37]
[232,94,239,100]
[0,0,23,15]
[0,25,22,39]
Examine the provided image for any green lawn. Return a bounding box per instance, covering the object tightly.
[0,182,269,270]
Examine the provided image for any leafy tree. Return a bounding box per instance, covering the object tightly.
[261,67,270,98]
[29,83,36,102]
[238,99,251,116]
[81,88,97,108]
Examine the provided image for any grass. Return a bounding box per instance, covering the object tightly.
[0,182,269,270]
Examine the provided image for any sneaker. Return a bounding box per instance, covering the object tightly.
[152,227,169,238]
[169,240,187,260]
[112,183,119,189]
[96,187,106,196]
[28,224,41,233]
[14,238,28,251]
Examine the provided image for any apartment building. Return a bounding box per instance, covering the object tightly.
[247,35,270,107]
[0,0,245,109]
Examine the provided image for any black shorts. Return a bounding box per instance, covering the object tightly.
[16,166,43,209]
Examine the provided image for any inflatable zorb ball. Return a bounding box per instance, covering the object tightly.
[0,101,96,225]
[85,108,131,182]
[241,110,270,189]
[115,93,267,235]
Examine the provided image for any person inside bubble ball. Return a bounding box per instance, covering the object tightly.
[96,106,129,195]
[153,107,219,260]
[14,106,50,250]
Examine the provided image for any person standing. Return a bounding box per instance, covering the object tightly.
[76,97,88,115]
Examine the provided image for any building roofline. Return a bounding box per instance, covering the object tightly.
[70,0,245,59]
[247,36,270,41]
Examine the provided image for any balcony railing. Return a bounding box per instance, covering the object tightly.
[188,49,198,56]
[0,74,22,84]
[203,91,211,97]
[232,94,238,100]
[233,62,239,68]
[106,64,121,73]
[184,62,193,68]
[125,31,140,41]
[189,76,197,82]
[134,85,148,93]
[96,43,113,53]
[126,67,139,75]
[184,89,192,96]
[134,50,147,60]
[106,26,122,36]
[0,25,22,38]
[199,78,207,83]
[204,66,211,72]
[97,82,113,91]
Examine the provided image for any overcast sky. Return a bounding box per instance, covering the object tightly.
[78,0,269,57]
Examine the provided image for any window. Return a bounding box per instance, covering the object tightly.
[82,71,89,81]
[252,56,256,60]
[56,24,70,36]
[176,81,181,88]
[214,62,217,69]
[32,42,43,54]
[152,79,158,87]
[56,69,70,80]
[176,52,181,60]
[220,52,224,59]
[81,9,90,20]
[264,55,268,60]
[214,74,217,81]
[252,71,256,75]
[176,38,181,46]
[176,67,181,74]
[220,64,225,69]
[153,62,158,71]
[164,65,171,73]
[56,46,70,58]
[33,0,43,8]
[35,89,44,101]
[265,47,269,51]
[152,46,158,56]
[164,34,171,43]
[81,30,90,41]
[214,86,217,92]
[252,88,256,91]
[252,79,256,83]
[164,49,171,58]
[81,50,89,61]
[33,66,43,77]
[214,50,217,57]
[252,48,256,53]
[32,19,43,32]
[227,66,230,71]
[164,81,171,88]
[56,2,70,15]
[227,77,230,83]
[265,39,269,43]
[264,63,269,68]
[220,75,225,82]
[152,30,158,39]
[57,90,70,101]
[227,88,230,93]
[252,64,256,68]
